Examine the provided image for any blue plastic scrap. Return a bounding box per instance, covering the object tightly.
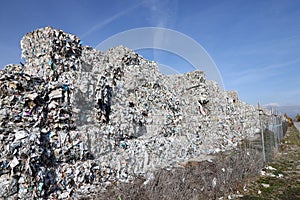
[61,84,69,91]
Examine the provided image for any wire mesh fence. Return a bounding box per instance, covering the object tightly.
[258,112,287,164]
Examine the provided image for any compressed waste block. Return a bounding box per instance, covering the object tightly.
[0,27,267,199]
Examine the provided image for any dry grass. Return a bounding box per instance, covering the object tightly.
[239,125,300,199]
[83,144,263,199]
[80,123,288,200]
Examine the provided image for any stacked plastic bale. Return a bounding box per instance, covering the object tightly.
[78,45,256,176]
[70,45,261,177]
[0,65,97,198]
[71,46,104,128]
[0,28,100,199]
[206,81,261,152]
[70,45,210,176]
[0,64,47,198]
[0,27,266,198]
[21,26,82,81]
[170,71,208,135]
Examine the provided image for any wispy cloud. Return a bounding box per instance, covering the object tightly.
[144,0,178,28]
[263,102,280,107]
[253,58,300,74]
[141,0,179,71]
[226,58,300,84]
[80,3,143,39]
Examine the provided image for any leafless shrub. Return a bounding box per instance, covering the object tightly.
[84,140,263,200]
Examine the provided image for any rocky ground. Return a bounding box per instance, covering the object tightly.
[237,123,300,199]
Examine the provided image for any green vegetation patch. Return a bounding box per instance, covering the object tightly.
[240,125,300,199]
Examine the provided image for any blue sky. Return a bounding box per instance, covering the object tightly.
[0,0,299,108]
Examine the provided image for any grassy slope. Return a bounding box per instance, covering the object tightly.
[240,125,300,200]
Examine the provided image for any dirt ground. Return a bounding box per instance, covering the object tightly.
[237,124,300,200]
[294,122,300,132]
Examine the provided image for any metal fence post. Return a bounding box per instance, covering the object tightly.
[261,120,266,163]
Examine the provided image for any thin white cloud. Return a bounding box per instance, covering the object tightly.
[227,58,300,84]
[145,0,178,28]
[263,102,280,107]
[80,3,143,39]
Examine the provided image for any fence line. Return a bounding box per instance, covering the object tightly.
[258,112,285,164]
